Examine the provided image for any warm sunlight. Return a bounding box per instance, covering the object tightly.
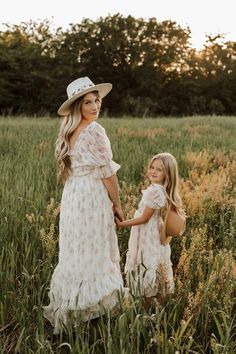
[0,0,235,50]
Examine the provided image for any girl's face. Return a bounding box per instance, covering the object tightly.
[81,92,101,121]
[148,159,165,185]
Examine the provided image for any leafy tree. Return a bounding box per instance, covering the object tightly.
[0,16,236,116]
[0,21,56,115]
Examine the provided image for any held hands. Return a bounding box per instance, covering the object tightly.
[113,204,126,227]
[113,204,124,222]
[114,216,125,228]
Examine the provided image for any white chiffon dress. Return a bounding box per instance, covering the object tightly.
[44,121,125,334]
[124,184,174,297]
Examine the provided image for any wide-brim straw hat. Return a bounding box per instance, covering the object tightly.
[58,76,112,116]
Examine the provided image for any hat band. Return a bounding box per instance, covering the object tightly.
[70,83,95,98]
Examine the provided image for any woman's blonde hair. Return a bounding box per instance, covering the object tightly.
[148,152,185,217]
[55,91,101,182]
[55,98,83,182]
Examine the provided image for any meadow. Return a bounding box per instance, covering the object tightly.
[0,116,235,353]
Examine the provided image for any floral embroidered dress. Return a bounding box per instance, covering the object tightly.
[124,184,174,297]
[44,121,125,334]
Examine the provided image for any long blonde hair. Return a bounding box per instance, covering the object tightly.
[55,98,83,182]
[148,152,186,217]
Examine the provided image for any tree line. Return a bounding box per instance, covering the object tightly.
[1,14,236,117]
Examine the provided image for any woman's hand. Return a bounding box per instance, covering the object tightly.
[115,216,125,227]
[102,174,124,221]
[113,204,124,222]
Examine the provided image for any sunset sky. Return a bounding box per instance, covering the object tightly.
[1,0,235,50]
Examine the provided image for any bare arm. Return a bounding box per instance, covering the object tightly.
[116,206,154,227]
[102,174,124,221]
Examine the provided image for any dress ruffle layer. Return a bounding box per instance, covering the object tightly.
[126,262,174,298]
[44,267,124,334]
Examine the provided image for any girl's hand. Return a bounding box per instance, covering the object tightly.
[115,216,125,227]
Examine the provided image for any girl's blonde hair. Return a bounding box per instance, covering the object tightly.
[148,152,185,217]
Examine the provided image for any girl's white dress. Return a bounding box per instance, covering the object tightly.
[44,121,125,334]
[125,184,174,297]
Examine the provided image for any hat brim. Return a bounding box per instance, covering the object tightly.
[58,83,112,116]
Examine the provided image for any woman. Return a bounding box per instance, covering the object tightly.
[44,77,126,334]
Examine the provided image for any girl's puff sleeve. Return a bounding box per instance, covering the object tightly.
[78,122,120,178]
[143,185,166,209]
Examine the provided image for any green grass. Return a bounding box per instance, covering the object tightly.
[0,116,236,353]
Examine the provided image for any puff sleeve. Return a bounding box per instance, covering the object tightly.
[78,122,120,178]
[142,184,166,209]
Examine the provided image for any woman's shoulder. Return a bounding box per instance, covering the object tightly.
[88,121,105,134]
[78,120,111,155]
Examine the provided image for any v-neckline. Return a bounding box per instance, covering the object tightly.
[70,121,96,151]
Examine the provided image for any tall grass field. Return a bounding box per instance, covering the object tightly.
[0,116,236,353]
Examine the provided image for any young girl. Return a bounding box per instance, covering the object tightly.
[116,152,185,305]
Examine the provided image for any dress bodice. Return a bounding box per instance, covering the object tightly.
[68,121,120,178]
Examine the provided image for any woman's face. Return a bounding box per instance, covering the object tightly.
[148,159,165,185]
[80,92,101,121]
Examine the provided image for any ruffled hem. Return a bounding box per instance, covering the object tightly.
[44,289,126,334]
[125,263,174,298]
[43,269,126,334]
